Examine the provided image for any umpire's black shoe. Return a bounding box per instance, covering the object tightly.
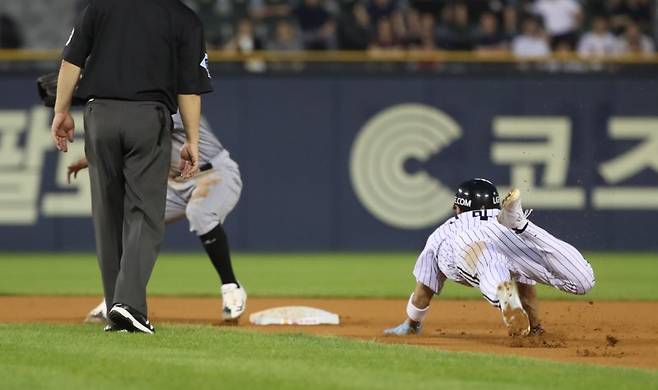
[103,323,128,333]
[108,303,155,334]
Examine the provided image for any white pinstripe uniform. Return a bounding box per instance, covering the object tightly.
[414,209,595,306]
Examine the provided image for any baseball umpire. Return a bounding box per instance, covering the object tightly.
[50,0,212,333]
[384,179,595,337]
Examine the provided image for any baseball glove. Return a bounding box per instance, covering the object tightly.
[36,72,85,108]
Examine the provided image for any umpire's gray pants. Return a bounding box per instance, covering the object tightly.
[84,99,172,316]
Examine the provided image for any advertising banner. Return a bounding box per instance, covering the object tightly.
[0,74,656,251]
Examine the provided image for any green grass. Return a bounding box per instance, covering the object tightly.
[1,253,656,388]
[0,252,657,300]
[0,323,655,390]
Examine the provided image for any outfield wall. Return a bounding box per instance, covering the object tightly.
[0,73,657,251]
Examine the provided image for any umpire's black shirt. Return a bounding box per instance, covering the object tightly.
[63,0,213,114]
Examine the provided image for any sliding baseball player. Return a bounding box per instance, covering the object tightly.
[385,178,595,337]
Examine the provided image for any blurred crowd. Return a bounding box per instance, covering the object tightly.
[0,0,655,57]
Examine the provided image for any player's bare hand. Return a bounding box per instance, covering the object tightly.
[384,319,423,336]
[67,157,89,184]
[51,112,75,152]
[179,142,199,178]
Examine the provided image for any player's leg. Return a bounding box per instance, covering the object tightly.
[164,186,188,225]
[497,189,595,295]
[516,282,543,334]
[187,171,241,286]
[84,300,108,324]
[522,222,595,294]
[476,245,530,336]
[185,157,244,320]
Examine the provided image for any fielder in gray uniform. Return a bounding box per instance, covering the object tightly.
[69,112,246,323]
[384,178,595,337]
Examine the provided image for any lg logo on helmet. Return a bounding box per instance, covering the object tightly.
[349,104,462,229]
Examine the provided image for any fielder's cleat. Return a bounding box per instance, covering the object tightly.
[84,301,108,324]
[384,319,423,336]
[497,188,532,233]
[497,281,531,337]
[221,283,247,321]
[108,303,155,334]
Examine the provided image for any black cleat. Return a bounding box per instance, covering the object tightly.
[103,323,128,333]
[108,303,155,334]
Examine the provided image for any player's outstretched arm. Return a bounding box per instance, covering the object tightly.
[384,282,434,336]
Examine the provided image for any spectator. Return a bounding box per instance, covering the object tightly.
[397,8,437,50]
[615,22,655,55]
[532,0,583,48]
[486,0,519,37]
[418,13,437,50]
[401,9,424,48]
[266,19,303,51]
[337,2,372,50]
[369,17,402,50]
[577,15,617,57]
[368,0,406,38]
[470,0,518,35]
[512,16,550,57]
[0,13,23,48]
[224,18,264,53]
[473,11,508,52]
[609,0,652,33]
[436,1,475,50]
[294,0,335,50]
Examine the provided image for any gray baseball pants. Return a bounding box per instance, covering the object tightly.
[84,99,172,316]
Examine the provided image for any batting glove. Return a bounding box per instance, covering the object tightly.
[384,319,422,336]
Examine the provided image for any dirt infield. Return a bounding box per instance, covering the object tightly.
[1,296,656,370]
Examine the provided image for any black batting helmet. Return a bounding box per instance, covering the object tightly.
[453,178,500,212]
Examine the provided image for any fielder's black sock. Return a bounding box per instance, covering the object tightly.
[199,224,238,286]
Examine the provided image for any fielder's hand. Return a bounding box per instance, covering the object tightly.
[51,111,75,152]
[67,157,89,184]
[179,142,199,178]
[384,319,423,336]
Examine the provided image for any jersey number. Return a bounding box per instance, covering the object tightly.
[473,210,489,221]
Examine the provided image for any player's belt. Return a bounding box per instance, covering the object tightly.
[200,162,213,172]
